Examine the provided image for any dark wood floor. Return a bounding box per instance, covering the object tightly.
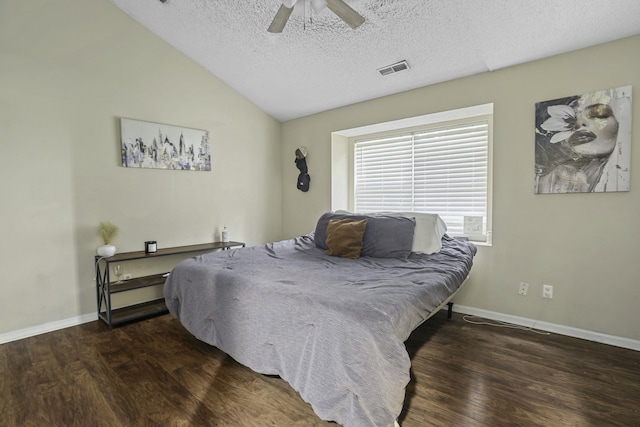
[1,311,639,426]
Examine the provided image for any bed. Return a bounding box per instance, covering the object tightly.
[164,212,476,427]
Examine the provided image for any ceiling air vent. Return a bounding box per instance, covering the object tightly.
[377,60,410,76]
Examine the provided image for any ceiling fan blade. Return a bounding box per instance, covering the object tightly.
[326,0,364,29]
[268,4,294,33]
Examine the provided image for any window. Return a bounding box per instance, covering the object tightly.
[352,115,491,242]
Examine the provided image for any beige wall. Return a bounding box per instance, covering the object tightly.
[2,0,637,343]
[281,36,640,341]
[0,0,282,334]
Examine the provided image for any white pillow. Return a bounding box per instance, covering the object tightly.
[395,212,447,254]
[333,210,447,254]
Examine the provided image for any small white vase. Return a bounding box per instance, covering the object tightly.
[97,245,116,257]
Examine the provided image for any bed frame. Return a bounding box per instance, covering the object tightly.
[421,275,468,323]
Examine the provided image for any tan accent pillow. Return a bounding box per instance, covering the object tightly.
[324,218,367,259]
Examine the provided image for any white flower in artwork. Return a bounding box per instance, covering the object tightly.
[540,105,577,143]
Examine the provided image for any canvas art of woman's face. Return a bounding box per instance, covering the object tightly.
[565,102,619,158]
[534,85,631,194]
[540,98,619,159]
[535,95,620,193]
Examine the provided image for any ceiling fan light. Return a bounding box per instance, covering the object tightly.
[311,0,327,13]
[281,0,298,8]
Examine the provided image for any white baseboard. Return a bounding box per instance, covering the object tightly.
[0,313,97,345]
[3,306,639,352]
[453,305,640,352]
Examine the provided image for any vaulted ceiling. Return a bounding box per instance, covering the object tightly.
[110,0,640,122]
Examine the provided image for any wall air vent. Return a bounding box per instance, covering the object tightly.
[377,60,410,76]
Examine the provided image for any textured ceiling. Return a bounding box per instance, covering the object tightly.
[110,0,640,122]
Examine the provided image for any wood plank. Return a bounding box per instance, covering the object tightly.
[1,312,638,426]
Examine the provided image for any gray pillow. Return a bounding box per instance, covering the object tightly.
[314,212,415,258]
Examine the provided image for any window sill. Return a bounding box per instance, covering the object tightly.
[451,233,492,247]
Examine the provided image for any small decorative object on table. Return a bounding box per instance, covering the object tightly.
[97,221,118,257]
[221,226,230,243]
[114,264,123,283]
[145,241,157,254]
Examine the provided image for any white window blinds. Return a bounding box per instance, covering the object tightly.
[354,120,489,237]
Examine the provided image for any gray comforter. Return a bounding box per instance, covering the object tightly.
[164,233,476,427]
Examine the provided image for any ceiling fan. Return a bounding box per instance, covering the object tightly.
[268,0,365,33]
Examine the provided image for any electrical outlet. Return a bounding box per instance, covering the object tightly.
[543,284,553,299]
[518,282,529,296]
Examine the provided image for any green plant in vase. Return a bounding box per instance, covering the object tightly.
[97,221,119,257]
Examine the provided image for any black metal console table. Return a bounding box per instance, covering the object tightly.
[95,241,245,329]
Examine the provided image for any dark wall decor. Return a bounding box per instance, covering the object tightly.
[295,147,310,192]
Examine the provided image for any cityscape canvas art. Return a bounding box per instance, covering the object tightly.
[534,86,631,194]
[121,118,211,171]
